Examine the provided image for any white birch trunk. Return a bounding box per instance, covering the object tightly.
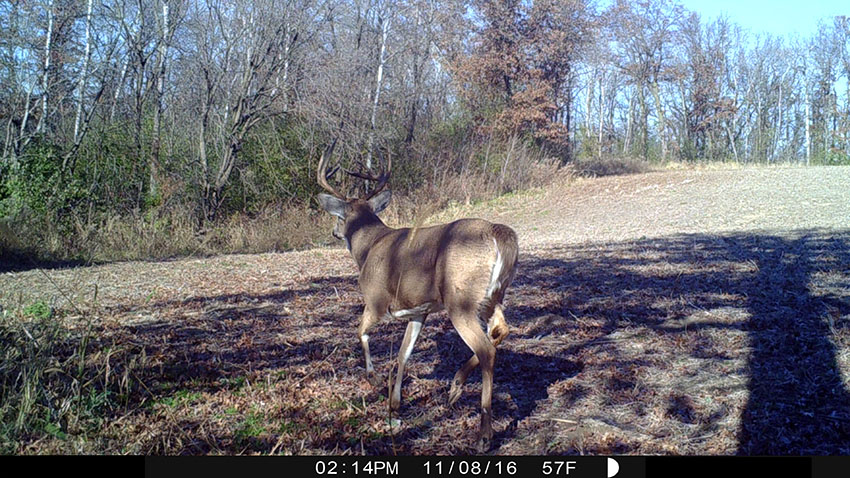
[74,0,94,143]
[37,0,54,135]
[111,56,129,121]
[623,87,633,155]
[151,0,171,197]
[367,13,390,171]
[725,122,739,163]
[805,84,811,165]
[598,74,604,158]
[20,81,36,145]
[281,39,290,112]
[585,69,594,142]
[774,81,782,162]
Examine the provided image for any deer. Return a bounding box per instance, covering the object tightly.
[314,140,519,451]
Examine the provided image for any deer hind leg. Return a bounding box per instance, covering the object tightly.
[358,307,383,388]
[449,310,497,452]
[488,304,510,346]
[449,304,509,407]
[390,315,426,411]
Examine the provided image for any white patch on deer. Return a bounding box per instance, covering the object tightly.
[400,320,423,364]
[485,238,503,301]
[360,334,374,372]
[388,302,442,320]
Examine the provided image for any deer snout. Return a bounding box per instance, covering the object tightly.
[332,219,344,240]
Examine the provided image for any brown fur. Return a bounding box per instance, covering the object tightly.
[320,196,519,451]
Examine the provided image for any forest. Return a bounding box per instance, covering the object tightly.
[2,0,849,264]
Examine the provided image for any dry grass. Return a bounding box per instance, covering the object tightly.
[569,157,654,177]
[1,155,560,271]
[386,160,562,227]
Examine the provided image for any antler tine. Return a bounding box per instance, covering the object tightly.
[365,149,391,199]
[316,139,344,199]
[344,148,392,199]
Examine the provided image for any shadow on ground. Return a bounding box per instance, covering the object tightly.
[506,230,850,454]
[85,229,850,454]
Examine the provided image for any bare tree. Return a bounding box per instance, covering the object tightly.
[73,0,94,144]
[150,0,180,198]
[184,0,314,222]
[611,0,682,160]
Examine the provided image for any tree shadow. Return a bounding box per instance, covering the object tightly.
[735,234,850,454]
[0,253,89,273]
[417,325,583,450]
[500,230,850,454]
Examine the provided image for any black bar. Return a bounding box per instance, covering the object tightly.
[10,454,850,478]
[647,457,811,478]
[143,456,648,478]
[3,457,144,478]
[812,457,847,478]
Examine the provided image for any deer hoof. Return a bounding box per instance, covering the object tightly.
[476,412,493,453]
[448,382,463,406]
[476,434,492,454]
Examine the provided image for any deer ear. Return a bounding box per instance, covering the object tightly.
[317,194,347,219]
[368,190,391,214]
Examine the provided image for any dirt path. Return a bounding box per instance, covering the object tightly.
[2,166,849,455]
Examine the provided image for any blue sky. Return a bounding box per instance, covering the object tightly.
[680,0,847,38]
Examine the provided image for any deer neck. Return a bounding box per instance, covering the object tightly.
[346,214,392,269]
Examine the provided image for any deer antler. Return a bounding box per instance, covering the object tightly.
[316,139,345,199]
[344,149,392,199]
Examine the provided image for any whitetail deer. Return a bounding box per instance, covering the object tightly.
[315,140,518,451]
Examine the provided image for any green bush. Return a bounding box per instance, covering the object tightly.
[22,301,51,320]
[1,139,62,217]
[812,149,850,166]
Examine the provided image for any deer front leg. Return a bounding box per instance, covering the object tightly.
[358,308,383,388]
[391,315,426,411]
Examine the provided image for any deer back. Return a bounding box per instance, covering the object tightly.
[356,218,518,318]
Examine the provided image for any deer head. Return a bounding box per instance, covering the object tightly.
[315,140,392,247]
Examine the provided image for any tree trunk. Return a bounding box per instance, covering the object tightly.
[151,0,172,200]
[37,0,54,135]
[367,14,390,171]
[623,87,633,155]
[805,84,811,165]
[650,81,667,160]
[638,85,649,160]
[585,69,594,144]
[110,57,129,122]
[597,74,604,158]
[73,0,94,145]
